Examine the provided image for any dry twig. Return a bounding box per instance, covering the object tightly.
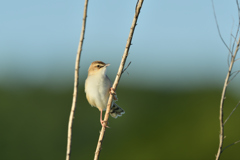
[212,0,233,55]
[93,1,144,160]
[213,1,240,159]
[222,140,240,152]
[215,28,240,160]
[224,101,240,125]
[122,61,132,74]
[66,1,89,160]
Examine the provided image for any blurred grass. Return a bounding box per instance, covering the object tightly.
[0,86,240,160]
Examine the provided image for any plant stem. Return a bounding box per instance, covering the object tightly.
[66,1,89,160]
[93,1,144,160]
[215,36,240,160]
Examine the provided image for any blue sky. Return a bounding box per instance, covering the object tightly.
[1,0,240,90]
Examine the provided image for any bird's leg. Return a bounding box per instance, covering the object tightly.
[100,109,103,124]
[100,110,109,128]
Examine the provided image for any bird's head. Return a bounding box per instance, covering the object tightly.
[88,61,110,76]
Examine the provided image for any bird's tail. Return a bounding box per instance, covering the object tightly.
[110,103,125,118]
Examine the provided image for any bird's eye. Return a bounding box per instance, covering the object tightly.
[97,65,101,68]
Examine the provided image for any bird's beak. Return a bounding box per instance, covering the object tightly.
[105,63,110,67]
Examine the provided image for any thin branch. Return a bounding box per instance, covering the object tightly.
[234,57,240,61]
[228,70,240,84]
[215,24,240,160]
[231,3,240,61]
[231,29,239,55]
[230,0,240,66]
[122,61,131,74]
[66,1,89,160]
[231,34,238,44]
[232,1,240,55]
[228,21,235,66]
[224,101,240,125]
[93,1,144,160]
[230,19,235,52]
[237,0,240,20]
[215,1,240,159]
[212,0,233,56]
[222,140,240,152]
[230,70,240,75]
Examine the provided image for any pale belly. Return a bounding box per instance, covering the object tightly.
[85,75,111,111]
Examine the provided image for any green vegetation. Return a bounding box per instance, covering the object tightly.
[1,86,239,160]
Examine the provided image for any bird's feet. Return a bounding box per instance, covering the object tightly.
[109,87,116,94]
[101,120,110,128]
[109,88,118,101]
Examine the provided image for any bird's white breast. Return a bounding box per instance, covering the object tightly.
[85,73,111,110]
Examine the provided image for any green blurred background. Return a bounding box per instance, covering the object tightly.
[1,0,240,160]
[1,85,240,160]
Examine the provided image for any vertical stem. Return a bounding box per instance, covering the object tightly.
[93,0,144,160]
[215,36,240,160]
[66,1,89,160]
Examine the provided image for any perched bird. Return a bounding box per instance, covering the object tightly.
[85,61,125,127]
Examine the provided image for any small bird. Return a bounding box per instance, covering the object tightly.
[85,61,125,127]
